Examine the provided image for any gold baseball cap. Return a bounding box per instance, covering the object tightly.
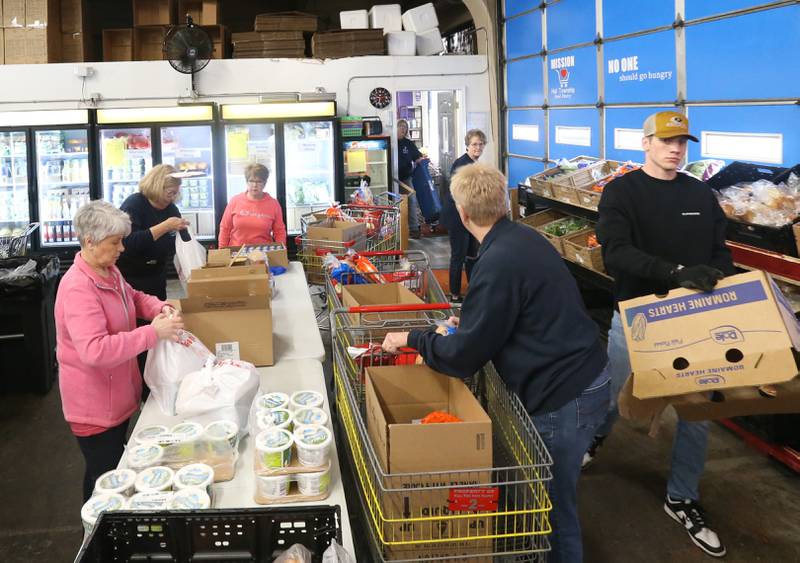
[642,111,698,142]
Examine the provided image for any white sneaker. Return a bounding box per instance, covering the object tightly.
[664,495,727,558]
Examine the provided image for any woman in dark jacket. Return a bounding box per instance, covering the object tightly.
[117,164,189,300]
[442,129,486,302]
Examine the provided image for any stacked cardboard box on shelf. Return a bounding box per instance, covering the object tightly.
[312,29,385,59]
[60,0,91,62]
[254,11,318,32]
[178,0,219,25]
[232,30,305,59]
[2,0,61,64]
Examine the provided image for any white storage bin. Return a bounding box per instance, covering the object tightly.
[416,28,443,56]
[385,31,416,55]
[402,3,439,33]
[369,4,402,32]
[340,9,369,29]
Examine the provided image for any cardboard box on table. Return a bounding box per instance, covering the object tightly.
[365,365,494,560]
[173,262,273,366]
[207,245,289,269]
[617,270,800,432]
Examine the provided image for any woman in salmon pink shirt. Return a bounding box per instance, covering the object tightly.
[55,201,184,501]
[219,163,287,247]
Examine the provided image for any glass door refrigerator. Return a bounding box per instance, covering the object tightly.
[96,106,217,240]
[341,136,392,202]
[0,130,31,243]
[220,102,340,240]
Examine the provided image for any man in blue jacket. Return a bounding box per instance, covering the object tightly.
[382,163,610,563]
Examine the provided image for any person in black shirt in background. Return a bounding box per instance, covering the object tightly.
[442,129,485,303]
[382,164,610,563]
[591,111,734,558]
[117,164,189,395]
[396,119,425,238]
[117,164,189,300]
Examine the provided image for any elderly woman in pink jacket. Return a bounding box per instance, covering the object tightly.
[55,200,183,501]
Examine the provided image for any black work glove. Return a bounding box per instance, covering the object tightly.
[672,265,725,292]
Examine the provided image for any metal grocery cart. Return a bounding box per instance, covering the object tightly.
[0,223,38,259]
[323,250,448,313]
[332,304,553,562]
[297,204,401,284]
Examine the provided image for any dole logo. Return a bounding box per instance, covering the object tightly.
[696,375,726,386]
[710,325,744,344]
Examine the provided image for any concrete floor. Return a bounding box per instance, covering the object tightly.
[1,236,798,562]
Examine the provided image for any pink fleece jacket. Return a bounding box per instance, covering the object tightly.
[55,252,166,435]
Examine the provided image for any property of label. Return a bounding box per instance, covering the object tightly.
[448,487,499,512]
[215,341,240,360]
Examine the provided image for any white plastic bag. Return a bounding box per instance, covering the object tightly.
[274,543,312,563]
[175,358,259,432]
[322,540,355,563]
[174,228,206,283]
[144,330,214,416]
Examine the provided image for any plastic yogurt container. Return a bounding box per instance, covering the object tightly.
[168,487,211,510]
[94,469,137,496]
[171,422,204,441]
[128,491,173,510]
[174,463,215,495]
[257,392,290,412]
[290,390,324,412]
[204,420,239,447]
[126,443,164,470]
[293,424,332,467]
[256,474,291,499]
[134,466,175,493]
[257,408,293,432]
[81,493,126,534]
[133,425,168,445]
[296,468,331,497]
[255,428,294,469]
[292,407,328,429]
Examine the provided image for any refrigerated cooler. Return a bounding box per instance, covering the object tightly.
[97,106,217,240]
[0,131,31,241]
[341,136,392,202]
[220,102,340,236]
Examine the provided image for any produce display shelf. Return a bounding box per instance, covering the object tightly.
[719,419,800,474]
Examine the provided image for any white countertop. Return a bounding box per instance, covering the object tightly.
[271,262,326,363]
[119,361,353,557]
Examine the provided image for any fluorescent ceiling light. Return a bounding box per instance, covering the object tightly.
[0,109,89,126]
[97,105,213,124]
[222,102,336,120]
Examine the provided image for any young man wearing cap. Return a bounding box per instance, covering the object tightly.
[590,111,735,558]
[382,163,610,563]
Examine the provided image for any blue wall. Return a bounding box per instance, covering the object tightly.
[503,1,798,184]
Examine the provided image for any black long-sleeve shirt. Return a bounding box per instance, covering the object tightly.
[596,169,735,303]
[397,137,421,181]
[408,217,608,415]
[117,192,181,299]
[442,153,475,229]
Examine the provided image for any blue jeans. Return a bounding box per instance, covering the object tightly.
[532,369,610,563]
[597,312,710,501]
[403,177,420,232]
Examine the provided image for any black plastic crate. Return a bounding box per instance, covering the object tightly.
[733,414,800,451]
[707,161,799,255]
[77,506,342,563]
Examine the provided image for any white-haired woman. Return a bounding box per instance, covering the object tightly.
[55,200,184,501]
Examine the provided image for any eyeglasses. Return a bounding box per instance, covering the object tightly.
[469,142,485,147]
[164,189,180,198]
[247,179,267,186]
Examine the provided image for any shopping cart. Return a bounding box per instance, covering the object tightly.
[323,250,448,313]
[0,223,38,260]
[332,304,553,562]
[297,204,401,284]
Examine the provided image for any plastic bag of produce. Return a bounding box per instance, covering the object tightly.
[274,543,313,563]
[175,358,260,432]
[174,228,207,283]
[322,540,356,563]
[144,330,214,416]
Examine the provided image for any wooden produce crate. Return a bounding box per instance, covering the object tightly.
[536,216,593,256]
[527,167,566,198]
[557,160,621,188]
[574,186,603,210]
[563,230,604,272]
[550,182,579,205]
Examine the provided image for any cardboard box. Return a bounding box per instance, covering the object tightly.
[178,262,273,366]
[341,282,423,323]
[60,0,84,33]
[61,31,90,62]
[619,270,800,400]
[133,0,176,26]
[0,29,4,63]
[415,27,443,56]
[207,245,289,269]
[305,220,366,250]
[369,4,402,32]
[179,0,219,25]
[26,0,59,28]
[339,9,367,29]
[133,25,166,61]
[102,28,132,61]
[3,0,25,27]
[311,29,385,58]
[365,365,493,552]
[563,230,604,273]
[385,30,414,55]
[4,26,58,64]
[402,3,438,33]
[254,11,318,32]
